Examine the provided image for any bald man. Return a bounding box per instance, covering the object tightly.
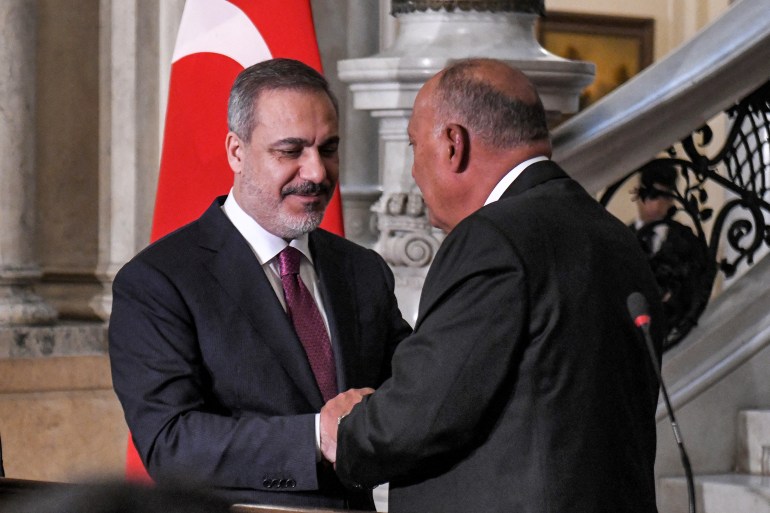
[320,59,665,513]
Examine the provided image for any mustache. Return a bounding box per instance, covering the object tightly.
[281,181,331,197]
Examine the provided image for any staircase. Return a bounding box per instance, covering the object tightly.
[650,249,770,512]
[658,410,770,512]
[548,1,770,511]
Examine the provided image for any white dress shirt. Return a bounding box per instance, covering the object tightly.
[222,191,331,331]
[633,218,668,254]
[484,156,549,205]
[222,190,331,458]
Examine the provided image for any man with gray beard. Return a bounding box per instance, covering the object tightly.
[108,58,411,509]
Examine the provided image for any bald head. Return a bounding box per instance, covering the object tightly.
[427,58,550,151]
[408,59,553,232]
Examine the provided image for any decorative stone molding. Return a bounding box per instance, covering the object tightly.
[0,283,57,326]
[391,0,544,15]
[374,192,445,268]
[0,324,107,358]
[339,2,593,321]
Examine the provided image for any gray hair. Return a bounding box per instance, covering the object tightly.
[434,59,549,148]
[227,58,339,141]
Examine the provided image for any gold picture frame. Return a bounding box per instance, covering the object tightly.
[538,12,654,110]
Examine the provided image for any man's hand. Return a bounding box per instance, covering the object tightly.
[320,388,374,464]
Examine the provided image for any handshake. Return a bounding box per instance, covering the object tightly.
[319,387,374,464]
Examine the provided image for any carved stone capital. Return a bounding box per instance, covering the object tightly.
[391,0,544,16]
[373,192,445,268]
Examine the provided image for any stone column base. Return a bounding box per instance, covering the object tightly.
[0,322,123,482]
[0,322,107,358]
[0,286,57,326]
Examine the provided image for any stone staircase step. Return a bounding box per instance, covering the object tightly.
[737,410,770,474]
[659,474,770,513]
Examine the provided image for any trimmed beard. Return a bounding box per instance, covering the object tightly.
[272,208,324,240]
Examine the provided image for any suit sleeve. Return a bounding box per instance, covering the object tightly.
[108,258,319,491]
[372,249,413,378]
[335,216,528,488]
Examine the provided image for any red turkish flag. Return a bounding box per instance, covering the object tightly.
[128,0,343,484]
[150,0,344,243]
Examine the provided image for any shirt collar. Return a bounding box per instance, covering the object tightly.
[222,190,312,265]
[484,156,549,206]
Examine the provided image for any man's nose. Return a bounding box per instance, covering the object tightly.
[299,149,327,183]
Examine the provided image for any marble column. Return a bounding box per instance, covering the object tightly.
[90,0,161,320]
[0,0,57,326]
[338,0,594,323]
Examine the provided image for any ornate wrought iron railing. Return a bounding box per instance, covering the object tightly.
[599,79,770,350]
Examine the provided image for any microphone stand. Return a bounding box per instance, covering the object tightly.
[637,321,696,513]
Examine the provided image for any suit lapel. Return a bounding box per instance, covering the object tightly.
[309,231,359,392]
[197,198,324,408]
[500,160,569,200]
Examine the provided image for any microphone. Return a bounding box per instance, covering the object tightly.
[627,292,696,513]
[627,292,652,331]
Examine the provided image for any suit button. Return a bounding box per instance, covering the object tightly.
[263,479,272,488]
[271,479,281,488]
[278,479,287,488]
[286,479,296,488]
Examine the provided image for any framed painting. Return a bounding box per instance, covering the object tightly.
[538,11,655,110]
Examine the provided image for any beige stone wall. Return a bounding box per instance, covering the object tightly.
[0,355,127,482]
[546,0,732,59]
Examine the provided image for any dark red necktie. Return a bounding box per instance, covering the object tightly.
[278,246,338,402]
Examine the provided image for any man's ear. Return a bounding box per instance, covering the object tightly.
[225,132,244,174]
[445,123,469,173]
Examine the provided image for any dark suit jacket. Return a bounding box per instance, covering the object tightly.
[631,219,715,346]
[336,161,665,513]
[108,197,411,509]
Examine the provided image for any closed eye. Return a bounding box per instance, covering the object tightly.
[319,143,339,157]
[274,148,302,159]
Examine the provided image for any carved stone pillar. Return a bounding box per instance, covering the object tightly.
[0,0,57,326]
[90,0,160,320]
[338,0,594,323]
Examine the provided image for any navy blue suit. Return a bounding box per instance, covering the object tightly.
[109,197,410,508]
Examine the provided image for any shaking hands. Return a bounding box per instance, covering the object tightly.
[319,388,374,464]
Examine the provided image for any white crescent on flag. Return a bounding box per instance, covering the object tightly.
[172,0,272,66]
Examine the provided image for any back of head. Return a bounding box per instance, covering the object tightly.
[227,57,338,142]
[433,58,550,150]
[640,164,677,193]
